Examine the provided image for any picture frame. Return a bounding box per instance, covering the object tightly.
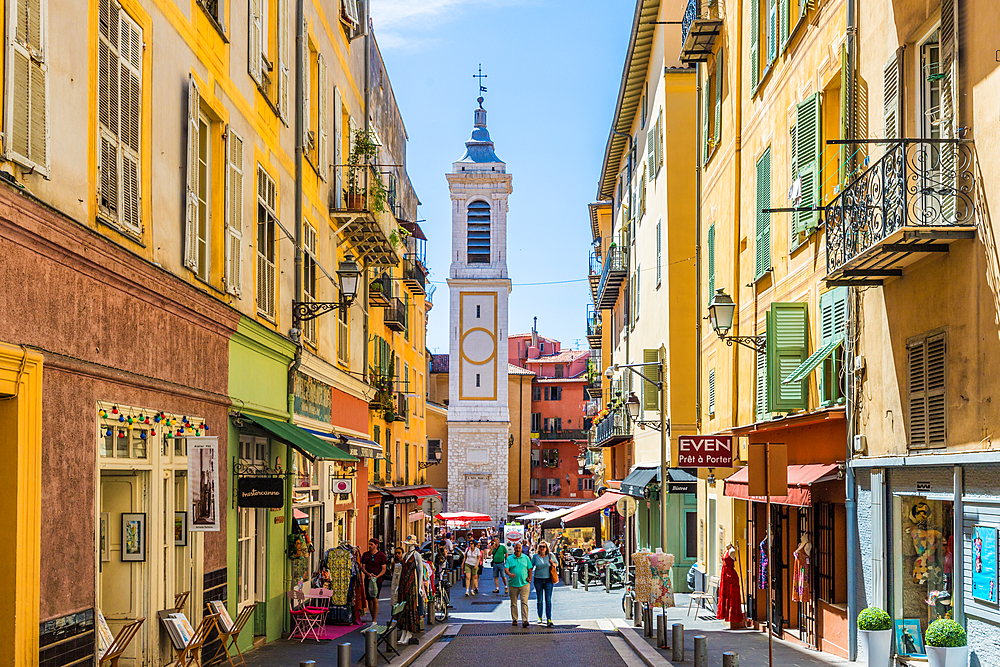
[121,512,146,562]
[895,618,925,657]
[973,525,997,603]
[100,512,110,562]
[174,511,188,547]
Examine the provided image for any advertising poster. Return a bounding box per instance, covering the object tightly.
[187,436,220,532]
[504,523,524,549]
[973,525,997,603]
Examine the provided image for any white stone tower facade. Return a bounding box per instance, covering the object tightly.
[445,98,512,524]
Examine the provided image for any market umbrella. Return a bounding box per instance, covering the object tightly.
[435,511,492,522]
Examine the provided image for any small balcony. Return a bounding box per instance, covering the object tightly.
[588,252,602,303]
[586,304,602,350]
[329,164,401,267]
[596,246,627,309]
[383,297,407,332]
[369,274,391,308]
[825,139,977,286]
[538,429,589,441]
[679,0,722,64]
[593,406,632,447]
[585,379,603,400]
[402,255,427,295]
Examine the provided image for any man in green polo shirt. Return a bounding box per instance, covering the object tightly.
[504,542,533,627]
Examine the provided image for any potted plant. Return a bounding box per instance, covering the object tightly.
[857,607,892,667]
[345,129,387,212]
[925,619,968,667]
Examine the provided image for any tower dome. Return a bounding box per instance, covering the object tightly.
[458,97,503,164]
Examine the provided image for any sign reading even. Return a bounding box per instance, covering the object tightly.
[237,476,285,508]
[677,435,733,467]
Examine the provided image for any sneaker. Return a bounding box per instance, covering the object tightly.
[522,621,529,628]
[511,620,518,627]
[547,619,553,627]
[464,591,469,596]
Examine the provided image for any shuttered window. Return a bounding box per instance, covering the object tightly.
[256,167,277,319]
[635,265,640,322]
[883,48,903,141]
[702,67,711,164]
[907,331,947,449]
[767,0,777,65]
[6,0,48,174]
[643,349,659,413]
[794,92,821,237]
[707,223,716,303]
[97,0,142,234]
[713,52,723,149]
[317,55,328,181]
[638,167,646,218]
[819,287,847,405]
[184,76,211,278]
[656,221,662,287]
[302,223,318,344]
[248,0,262,84]
[278,0,289,119]
[708,368,716,416]
[225,129,244,296]
[248,0,286,117]
[467,200,490,263]
[767,302,808,413]
[755,148,772,279]
[750,0,760,90]
[647,123,656,179]
[779,0,790,52]
[755,327,768,422]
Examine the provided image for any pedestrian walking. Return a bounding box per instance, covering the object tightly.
[504,542,533,628]
[360,538,388,623]
[464,539,482,596]
[490,537,508,594]
[531,541,556,626]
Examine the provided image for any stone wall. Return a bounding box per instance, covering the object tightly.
[446,421,510,524]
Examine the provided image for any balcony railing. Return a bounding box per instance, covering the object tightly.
[588,252,602,303]
[594,406,632,447]
[383,297,406,332]
[679,0,722,63]
[596,246,627,309]
[586,304,602,350]
[369,273,392,308]
[825,139,976,285]
[538,429,589,441]
[402,255,427,295]
[329,164,401,267]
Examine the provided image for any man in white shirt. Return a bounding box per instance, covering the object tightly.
[464,540,482,596]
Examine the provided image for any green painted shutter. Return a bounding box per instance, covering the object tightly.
[656,110,663,171]
[767,302,809,412]
[702,69,711,165]
[647,125,656,178]
[756,318,768,421]
[656,221,662,285]
[750,0,760,89]
[839,44,851,187]
[643,349,660,412]
[714,53,723,148]
[767,0,777,64]
[707,224,716,301]
[819,287,848,403]
[795,93,821,233]
[779,0,790,52]
[789,124,800,242]
[755,148,772,279]
[708,368,716,415]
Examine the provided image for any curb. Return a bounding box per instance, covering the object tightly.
[396,622,449,667]
[610,619,672,667]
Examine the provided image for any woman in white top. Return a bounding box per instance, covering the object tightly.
[464,540,483,596]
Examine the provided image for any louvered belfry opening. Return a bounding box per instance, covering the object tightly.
[467,200,491,263]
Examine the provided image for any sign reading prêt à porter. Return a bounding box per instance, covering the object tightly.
[677,435,733,467]
[237,477,285,508]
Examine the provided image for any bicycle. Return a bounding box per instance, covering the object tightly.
[434,573,451,622]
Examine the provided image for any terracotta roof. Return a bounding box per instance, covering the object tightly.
[508,364,535,376]
[523,350,590,365]
[431,354,449,373]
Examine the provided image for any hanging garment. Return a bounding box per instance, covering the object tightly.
[327,547,354,606]
[792,547,811,602]
[648,553,675,608]
[397,551,423,633]
[634,552,654,604]
[717,553,745,624]
[758,538,769,591]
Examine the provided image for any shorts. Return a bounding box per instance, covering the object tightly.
[493,564,507,581]
[464,563,477,576]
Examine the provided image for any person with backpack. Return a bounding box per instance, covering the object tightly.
[489,537,508,594]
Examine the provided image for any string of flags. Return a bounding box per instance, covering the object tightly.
[97,402,208,440]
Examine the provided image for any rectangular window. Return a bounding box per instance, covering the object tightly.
[184,77,214,282]
[337,300,349,365]
[97,0,142,234]
[766,302,808,413]
[5,0,49,175]
[542,449,558,467]
[302,223,318,344]
[685,511,698,559]
[248,0,288,118]
[546,478,561,496]
[907,331,947,449]
[755,325,769,422]
[467,201,491,263]
[198,0,225,28]
[225,129,244,295]
[791,93,821,247]
[578,477,583,491]
[819,287,847,405]
[530,413,541,432]
[895,497,953,631]
[530,477,539,495]
[532,386,541,402]
[256,167,277,319]
[555,364,564,379]
[707,224,716,302]
[755,148,772,279]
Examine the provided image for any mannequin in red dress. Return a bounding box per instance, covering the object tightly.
[717,545,745,629]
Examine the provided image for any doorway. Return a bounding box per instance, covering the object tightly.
[464,473,490,515]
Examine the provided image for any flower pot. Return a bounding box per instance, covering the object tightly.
[859,629,892,667]
[926,645,969,667]
[346,192,365,210]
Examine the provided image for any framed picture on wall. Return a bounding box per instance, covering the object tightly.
[99,512,110,562]
[973,525,997,603]
[174,511,188,547]
[895,619,925,657]
[121,513,146,562]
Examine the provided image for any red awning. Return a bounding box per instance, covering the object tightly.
[385,486,439,501]
[409,487,440,499]
[723,464,840,507]
[562,492,627,524]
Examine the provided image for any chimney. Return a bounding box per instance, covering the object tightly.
[531,316,538,349]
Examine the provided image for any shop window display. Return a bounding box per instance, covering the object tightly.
[896,496,954,630]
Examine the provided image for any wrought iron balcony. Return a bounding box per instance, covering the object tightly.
[588,252,602,303]
[538,429,589,441]
[402,255,427,295]
[596,246,627,309]
[679,0,722,63]
[383,297,407,332]
[825,139,977,286]
[369,273,391,308]
[594,406,632,447]
[586,304,602,350]
[329,164,401,267]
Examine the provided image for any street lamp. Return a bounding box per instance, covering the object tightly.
[625,392,641,421]
[418,449,442,470]
[292,253,362,328]
[708,288,766,354]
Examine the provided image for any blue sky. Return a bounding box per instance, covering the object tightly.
[369,0,634,354]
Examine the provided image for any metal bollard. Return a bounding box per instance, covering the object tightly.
[644,606,653,637]
[625,597,633,620]
[426,598,433,626]
[656,614,665,648]
[388,626,398,653]
[572,569,578,589]
[693,635,707,667]
[301,661,317,667]
[633,599,642,628]
[605,567,611,593]
[584,565,589,591]
[671,623,684,661]
[722,651,740,667]
[337,643,351,667]
[364,630,377,667]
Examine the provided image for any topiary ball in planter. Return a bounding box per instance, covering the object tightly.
[858,607,892,631]
[925,619,966,648]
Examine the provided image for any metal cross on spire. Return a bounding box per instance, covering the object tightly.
[473,64,488,95]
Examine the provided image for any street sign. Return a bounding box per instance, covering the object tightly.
[616,496,637,518]
[677,435,733,467]
[421,495,443,518]
[748,442,788,497]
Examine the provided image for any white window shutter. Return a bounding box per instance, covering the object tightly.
[248,0,262,84]
[225,128,244,296]
[646,125,655,179]
[883,49,901,141]
[117,8,142,234]
[278,0,289,119]
[656,110,663,170]
[301,27,310,149]
[184,74,200,270]
[5,0,49,175]
[318,55,327,180]
[333,85,342,207]
[97,0,119,223]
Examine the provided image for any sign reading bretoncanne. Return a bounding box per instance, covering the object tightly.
[677,435,733,467]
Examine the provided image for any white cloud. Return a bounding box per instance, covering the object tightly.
[369,0,530,49]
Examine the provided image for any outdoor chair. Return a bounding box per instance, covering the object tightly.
[287,590,324,642]
[98,617,145,667]
[207,602,256,667]
[168,613,219,667]
[358,601,407,664]
[687,575,720,616]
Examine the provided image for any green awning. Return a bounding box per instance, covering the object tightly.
[782,335,844,385]
[243,415,357,462]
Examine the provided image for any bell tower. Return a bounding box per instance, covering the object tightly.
[445,94,513,523]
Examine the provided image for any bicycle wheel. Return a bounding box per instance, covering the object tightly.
[435,591,449,621]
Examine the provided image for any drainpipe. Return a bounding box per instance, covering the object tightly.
[695,64,703,433]
[731,0,746,614]
[362,3,371,379]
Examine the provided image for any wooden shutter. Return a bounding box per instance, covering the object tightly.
[707,224,716,300]
[656,109,663,170]
[643,349,659,412]
[767,0,777,64]
[755,148,772,278]
[647,124,656,178]
[839,44,852,187]
[248,0,262,84]
[940,0,957,130]
[714,53,723,147]
[756,323,768,421]
[656,221,661,285]
[708,368,716,415]
[635,265,640,321]
[908,332,947,448]
[333,86,343,208]
[750,0,760,89]
[779,0,789,52]
[883,48,903,141]
[318,55,328,180]
[6,0,49,174]
[278,0,290,118]
[184,75,200,271]
[97,0,120,223]
[789,123,799,240]
[225,128,244,296]
[702,69,711,164]
[819,286,847,402]
[117,8,142,234]
[794,92,821,232]
[767,302,808,412]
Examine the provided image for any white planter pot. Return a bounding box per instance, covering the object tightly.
[926,645,969,667]
[859,629,892,667]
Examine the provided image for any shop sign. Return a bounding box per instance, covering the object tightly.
[238,477,285,508]
[973,526,997,603]
[668,481,698,494]
[293,372,332,423]
[678,435,733,467]
[188,437,221,532]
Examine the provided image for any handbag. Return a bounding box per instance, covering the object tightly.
[366,576,378,599]
[549,557,559,581]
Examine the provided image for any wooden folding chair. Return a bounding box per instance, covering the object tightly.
[169,613,218,667]
[687,575,720,616]
[98,617,145,667]
[209,603,256,667]
[174,591,191,613]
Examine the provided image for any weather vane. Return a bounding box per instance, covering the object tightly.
[473,64,488,95]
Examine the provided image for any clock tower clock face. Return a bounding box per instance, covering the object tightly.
[459,292,497,400]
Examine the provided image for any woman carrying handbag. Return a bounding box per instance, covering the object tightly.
[531,541,557,626]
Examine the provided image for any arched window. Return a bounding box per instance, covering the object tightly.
[467,200,491,263]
